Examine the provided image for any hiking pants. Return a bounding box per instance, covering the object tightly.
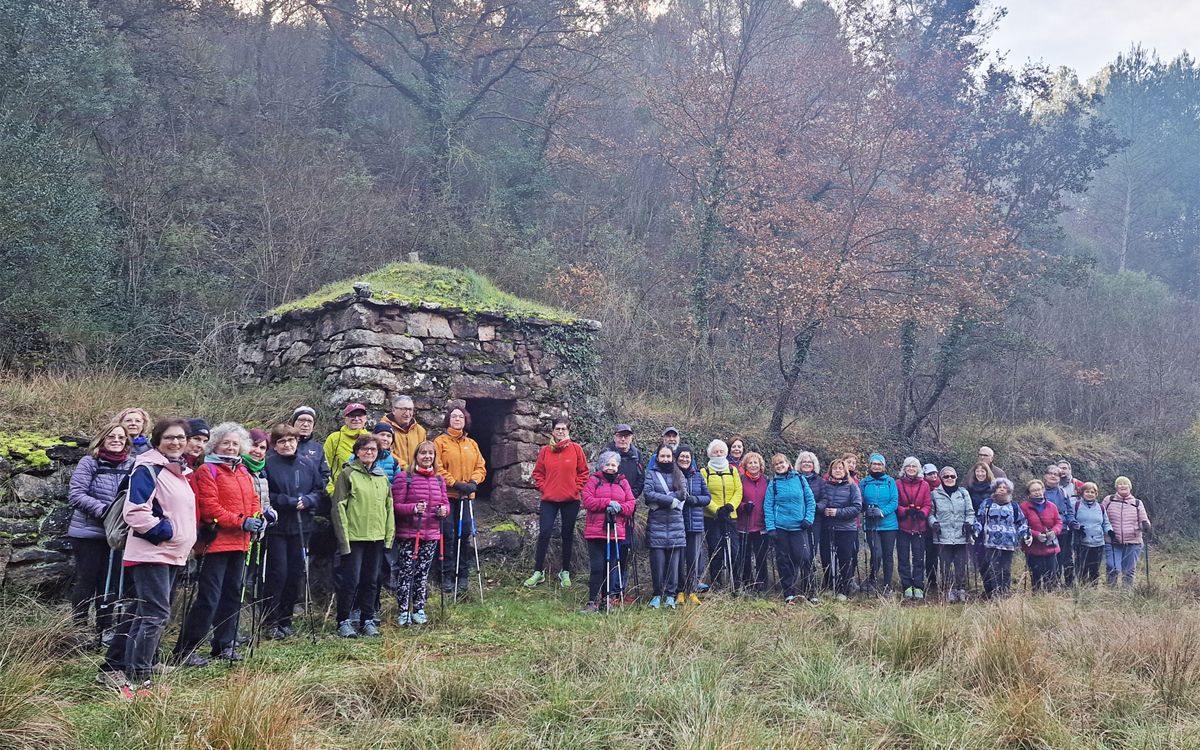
[125,564,178,682]
[393,539,438,614]
[704,517,740,588]
[335,540,384,623]
[534,500,581,574]
[773,529,813,599]
[738,531,770,591]
[649,546,681,598]
[175,550,246,656]
[938,543,969,592]
[441,500,475,588]
[262,532,304,629]
[680,531,704,594]
[587,537,625,603]
[820,529,857,594]
[1026,554,1057,592]
[70,537,120,634]
[897,532,926,591]
[1056,529,1075,586]
[982,548,1013,596]
[1106,542,1142,587]
[867,530,896,588]
[1076,545,1104,585]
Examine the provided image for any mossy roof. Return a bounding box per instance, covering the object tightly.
[269,262,577,322]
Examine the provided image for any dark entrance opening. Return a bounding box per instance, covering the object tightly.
[465,398,515,500]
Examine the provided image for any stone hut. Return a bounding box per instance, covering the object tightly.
[234,264,602,516]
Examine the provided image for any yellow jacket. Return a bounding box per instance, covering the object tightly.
[323,426,367,495]
[434,430,487,499]
[379,415,428,472]
[702,465,743,519]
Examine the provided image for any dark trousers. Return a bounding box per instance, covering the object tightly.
[609,520,632,595]
[125,564,178,681]
[533,500,580,573]
[897,532,926,590]
[680,530,704,594]
[737,531,770,591]
[924,531,939,589]
[1056,529,1075,585]
[587,537,625,602]
[982,548,1014,596]
[1027,554,1057,591]
[774,529,813,598]
[103,567,134,673]
[704,517,740,588]
[649,546,680,598]
[1076,545,1104,585]
[938,544,969,591]
[820,530,857,594]
[393,539,438,613]
[70,537,121,632]
[867,530,897,588]
[262,533,305,629]
[441,499,476,586]
[336,540,384,623]
[175,550,246,656]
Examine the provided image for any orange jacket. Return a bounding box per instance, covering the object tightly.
[379,415,428,473]
[191,460,261,554]
[434,430,487,499]
[532,440,589,502]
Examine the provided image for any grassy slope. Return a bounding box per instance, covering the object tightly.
[268,262,576,322]
[7,553,1200,750]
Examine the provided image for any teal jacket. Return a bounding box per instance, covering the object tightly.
[861,473,899,531]
[764,471,815,532]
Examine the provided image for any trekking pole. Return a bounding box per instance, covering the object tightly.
[407,520,423,627]
[1144,532,1151,588]
[724,531,734,595]
[605,517,613,614]
[438,534,446,619]
[300,531,317,644]
[614,519,625,598]
[454,499,464,602]
[230,538,255,665]
[469,498,484,602]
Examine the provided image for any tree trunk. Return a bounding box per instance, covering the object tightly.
[901,313,976,439]
[769,323,820,436]
[894,319,918,437]
[1119,180,1132,272]
[319,0,354,133]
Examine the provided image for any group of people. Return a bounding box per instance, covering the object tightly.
[522,427,1153,610]
[65,400,1152,694]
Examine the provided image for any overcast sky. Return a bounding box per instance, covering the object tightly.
[983,0,1198,80]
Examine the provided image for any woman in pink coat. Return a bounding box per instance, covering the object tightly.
[391,441,450,625]
[580,451,636,613]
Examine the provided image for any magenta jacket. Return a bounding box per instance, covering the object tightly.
[736,471,769,533]
[392,469,450,541]
[581,471,636,541]
[896,476,932,535]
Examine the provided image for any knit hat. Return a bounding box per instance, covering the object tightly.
[291,406,316,424]
[868,453,886,467]
[372,422,394,435]
[674,443,694,458]
[902,456,921,471]
[186,418,210,438]
[921,463,938,475]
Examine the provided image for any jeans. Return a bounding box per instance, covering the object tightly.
[1026,554,1057,591]
[649,546,681,598]
[924,531,939,589]
[175,550,247,656]
[587,537,626,602]
[392,539,438,613]
[125,564,179,681]
[897,533,925,590]
[533,500,580,573]
[773,529,813,598]
[262,533,305,629]
[937,544,969,591]
[704,517,740,588]
[867,530,897,588]
[336,540,385,622]
[982,548,1013,596]
[738,531,770,591]
[103,567,134,673]
[1076,545,1104,585]
[441,499,477,586]
[1057,529,1075,586]
[680,531,705,594]
[70,537,121,633]
[820,529,858,594]
[1106,542,1143,587]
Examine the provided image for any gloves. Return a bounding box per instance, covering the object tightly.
[799,520,812,531]
[741,502,755,515]
[1020,533,1033,548]
[717,503,734,519]
[931,521,941,532]
[1044,532,1057,547]
[242,517,266,534]
[670,498,684,511]
[454,481,478,496]
[1140,520,1151,532]
[961,523,973,539]
[261,506,278,525]
[436,504,449,518]
[867,505,883,520]
[1107,530,1117,544]
[607,501,622,516]
[765,529,776,539]
[1071,522,1082,531]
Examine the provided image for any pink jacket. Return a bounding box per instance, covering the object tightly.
[1103,493,1150,544]
[581,472,635,541]
[123,449,198,566]
[392,469,450,541]
[736,472,769,533]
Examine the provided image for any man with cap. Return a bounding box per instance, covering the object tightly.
[290,405,331,481]
[661,427,681,450]
[324,403,370,495]
[605,424,645,602]
[378,395,427,473]
[977,446,1006,479]
[184,419,210,470]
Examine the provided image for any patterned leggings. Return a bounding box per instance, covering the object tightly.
[393,539,439,613]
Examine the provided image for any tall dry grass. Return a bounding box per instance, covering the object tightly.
[0,597,78,749]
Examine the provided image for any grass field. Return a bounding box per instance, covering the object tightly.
[7,549,1200,750]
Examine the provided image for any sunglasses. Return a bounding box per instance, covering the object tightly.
[942,474,957,479]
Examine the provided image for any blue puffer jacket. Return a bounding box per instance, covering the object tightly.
[68,454,135,540]
[861,473,899,531]
[265,451,324,536]
[681,466,710,533]
[1044,486,1075,528]
[644,463,686,549]
[1073,498,1112,548]
[816,477,862,533]
[764,471,815,532]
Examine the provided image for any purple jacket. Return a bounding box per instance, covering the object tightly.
[67,454,134,540]
[392,470,450,541]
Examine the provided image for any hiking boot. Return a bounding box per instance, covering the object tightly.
[96,669,128,689]
[676,593,685,605]
[152,662,176,676]
[265,627,287,640]
[903,587,915,600]
[913,588,925,601]
[558,570,572,588]
[580,601,600,615]
[688,593,702,606]
[784,595,797,605]
[956,589,968,603]
[607,596,622,610]
[361,620,381,637]
[441,578,455,593]
[397,611,411,626]
[216,647,243,662]
[695,582,710,593]
[412,610,428,625]
[280,625,296,638]
[648,596,661,609]
[809,596,822,605]
[179,652,209,668]
[621,595,637,605]
[337,620,358,639]
[100,629,115,649]
[664,595,677,609]
[524,570,545,588]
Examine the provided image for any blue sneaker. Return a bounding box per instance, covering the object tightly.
[695,582,710,593]
[648,596,661,609]
[412,610,428,625]
[664,596,677,609]
[397,612,410,626]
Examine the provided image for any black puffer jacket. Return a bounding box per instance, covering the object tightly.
[644,462,685,549]
[816,477,863,533]
[266,451,324,536]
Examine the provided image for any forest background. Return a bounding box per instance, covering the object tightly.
[3,0,1200,532]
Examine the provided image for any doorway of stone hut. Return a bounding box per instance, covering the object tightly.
[465,398,515,500]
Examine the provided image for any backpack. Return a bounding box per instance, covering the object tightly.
[104,465,163,551]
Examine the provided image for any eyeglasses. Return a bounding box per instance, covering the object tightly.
[162,434,187,442]
[276,437,298,444]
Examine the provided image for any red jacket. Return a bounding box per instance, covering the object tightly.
[1020,500,1063,556]
[581,471,635,540]
[392,469,450,541]
[191,460,260,554]
[896,476,931,535]
[532,440,589,503]
[736,471,769,533]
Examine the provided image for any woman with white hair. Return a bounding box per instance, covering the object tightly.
[896,456,931,600]
[580,451,636,612]
[701,439,743,591]
[173,422,265,666]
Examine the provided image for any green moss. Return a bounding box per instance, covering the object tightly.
[491,522,520,533]
[269,262,577,322]
[0,431,74,470]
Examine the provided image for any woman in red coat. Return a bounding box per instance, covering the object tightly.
[525,417,589,589]
[392,441,450,625]
[896,456,932,600]
[173,422,264,666]
[580,451,636,612]
[1020,479,1063,592]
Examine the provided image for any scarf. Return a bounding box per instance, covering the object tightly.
[941,481,958,492]
[968,479,991,495]
[707,456,730,472]
[550,439,571,453]
[654,460,674,473]
[602,470,619,483]
[827,475,847,486]
[415,464,436,477]
[131,435,148,447]
[204,453,242,469]
[97,449,129,464]
[242,453,266,474]
[745,469,762,481]
[869,470,885,479]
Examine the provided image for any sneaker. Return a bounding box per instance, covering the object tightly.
[151,662,176,676]
[524,570,545,587]
[265,627,287,640]
[179,652,209,668]
[558,570,572,588]
[808,596,821,605]
[835,594,848,602]
[956,589,968,603]
[688,593,702,606]
[337,620,358,638]
[96,669,128,688]
[903,587,915,600]
[412,610,428,625]
[913,588,925,601]
[361,620,381,637]
[397,612,411,627]
[100,629,115,649]
[695,582,710,593]
[648,596,661,609]
[279,625,296,638]
[607,596,622,610]
[664,596,677,609]
[216,647,243,662]
[676,593,685,605]
[580,601,600,615]
[785,595,797,605]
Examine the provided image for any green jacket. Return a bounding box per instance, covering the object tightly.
[331,461,394,554]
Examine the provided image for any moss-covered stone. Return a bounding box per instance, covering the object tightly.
[0,432,76,471]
